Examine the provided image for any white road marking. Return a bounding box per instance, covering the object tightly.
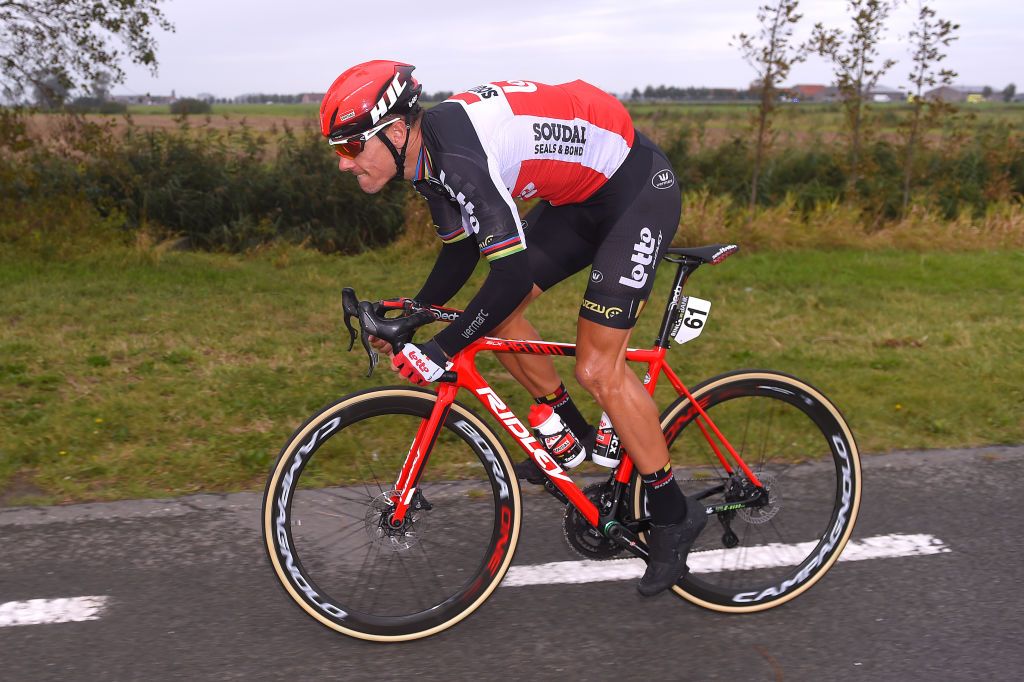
[0,596,109,628]
[0,535,949,624]
[502,533,950,588]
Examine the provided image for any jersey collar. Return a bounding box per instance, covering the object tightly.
[413,142,435,182]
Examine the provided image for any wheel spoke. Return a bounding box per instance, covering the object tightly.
[643,373,859,610]
[263,394,519,638]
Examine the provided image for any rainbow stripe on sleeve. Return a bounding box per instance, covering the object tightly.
[480,235,525,262]
[436,225,469,244]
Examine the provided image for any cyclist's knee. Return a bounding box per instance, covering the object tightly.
[575,355,624,402]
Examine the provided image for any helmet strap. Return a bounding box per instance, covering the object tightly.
[377,116,411,182]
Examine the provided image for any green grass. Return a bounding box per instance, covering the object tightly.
[126,103,320,117]
[1,243,1022,505]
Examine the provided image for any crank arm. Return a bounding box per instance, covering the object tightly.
[601,519,649,561]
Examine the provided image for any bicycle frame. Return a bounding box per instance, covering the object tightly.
[385,252,764,539]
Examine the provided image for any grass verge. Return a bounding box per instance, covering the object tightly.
[1,243,1021,505]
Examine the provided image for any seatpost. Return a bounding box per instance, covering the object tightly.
[654,257,701,349]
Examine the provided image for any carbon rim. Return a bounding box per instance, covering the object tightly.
[634,371,861,612]
[262,388,521,641]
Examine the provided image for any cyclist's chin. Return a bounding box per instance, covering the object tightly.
[356,173,388,195]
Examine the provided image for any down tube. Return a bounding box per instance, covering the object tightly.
[459,368,601,527]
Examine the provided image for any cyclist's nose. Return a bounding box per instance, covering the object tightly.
[337,156,358,173]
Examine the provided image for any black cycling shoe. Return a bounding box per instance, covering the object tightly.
[514,457,546,484]
[637,495,708,597]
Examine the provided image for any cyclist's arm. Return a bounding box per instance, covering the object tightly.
[413,238,478,306]
[421,159,532,357]
[412,179,479,306]
[432,248,532,358]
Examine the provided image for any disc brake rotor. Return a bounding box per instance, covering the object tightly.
[736,472,780,524]
[364,489,430,552]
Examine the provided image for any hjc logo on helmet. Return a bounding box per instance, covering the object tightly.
[371,73,408,124]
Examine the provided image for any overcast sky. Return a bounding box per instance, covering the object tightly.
[118,0,1023,98]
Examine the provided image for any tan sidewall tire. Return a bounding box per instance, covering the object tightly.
[633,370,861,613]
[262,387,522,641]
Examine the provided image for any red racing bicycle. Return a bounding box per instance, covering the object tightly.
[262,243,862,642]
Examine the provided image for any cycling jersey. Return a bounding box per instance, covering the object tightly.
[410,80,675,355]
[414,80,634,262]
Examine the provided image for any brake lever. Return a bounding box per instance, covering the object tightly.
[342,288,360,352]
[356,301,381,377]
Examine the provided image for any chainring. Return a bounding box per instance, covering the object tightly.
[562,482,626,560]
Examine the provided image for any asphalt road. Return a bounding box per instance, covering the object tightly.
[1,445,1022,681]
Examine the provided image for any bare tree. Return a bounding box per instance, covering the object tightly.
[901,1,958,215]
[810,0,899,194]
[0,1,174,104]
[733,0,806,211]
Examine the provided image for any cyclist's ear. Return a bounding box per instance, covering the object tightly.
[383,117,408,147]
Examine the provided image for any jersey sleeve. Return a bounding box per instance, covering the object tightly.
[413,178,471,245]
[421,103,527,262]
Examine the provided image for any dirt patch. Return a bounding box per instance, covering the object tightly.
[0,470,50,507]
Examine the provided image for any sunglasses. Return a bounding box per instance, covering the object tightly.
[328,117,404,159]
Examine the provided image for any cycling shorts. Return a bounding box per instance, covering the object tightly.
[522,131,681,329]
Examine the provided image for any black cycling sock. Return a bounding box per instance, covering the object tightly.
[640,464,687,525]
[535,383,593,439]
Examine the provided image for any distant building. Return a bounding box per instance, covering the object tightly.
[924,85,989,102]
[789,84,826,102]
[867,85,906,102]
[300,92,325,104]
[786,83,902,103]
[784,84,840,103]
[111,89,177,106]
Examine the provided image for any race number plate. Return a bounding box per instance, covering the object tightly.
[672,296,712,345]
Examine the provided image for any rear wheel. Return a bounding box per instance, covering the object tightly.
[262,387,521,641]
[633,370,861,612]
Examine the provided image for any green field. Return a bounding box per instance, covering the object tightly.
[1,242,1021,506]
[127,102,319,117]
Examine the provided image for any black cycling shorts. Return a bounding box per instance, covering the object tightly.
[522,131,681,329]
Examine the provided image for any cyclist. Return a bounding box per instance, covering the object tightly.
[319,60,705,596]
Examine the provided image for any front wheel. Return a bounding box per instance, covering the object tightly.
[262,386,522,641]
[633,370,861,612]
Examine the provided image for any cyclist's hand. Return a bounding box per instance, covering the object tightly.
[368,334,394,357]
[392,341,447,386]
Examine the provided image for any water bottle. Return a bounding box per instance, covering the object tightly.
[591,412,621,468]
[528,404,586,468]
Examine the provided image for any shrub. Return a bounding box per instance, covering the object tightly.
[170,98,212,115]
[67,97,128,114]
[1,115,408,254]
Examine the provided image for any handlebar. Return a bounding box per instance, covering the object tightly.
[341,288,458,381]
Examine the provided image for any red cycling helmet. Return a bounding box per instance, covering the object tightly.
[319,60,422,142]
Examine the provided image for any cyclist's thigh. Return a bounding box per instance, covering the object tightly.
[521,200,600,292]
[581,134,682,330]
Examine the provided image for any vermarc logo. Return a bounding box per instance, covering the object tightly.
[652,169,676,190]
